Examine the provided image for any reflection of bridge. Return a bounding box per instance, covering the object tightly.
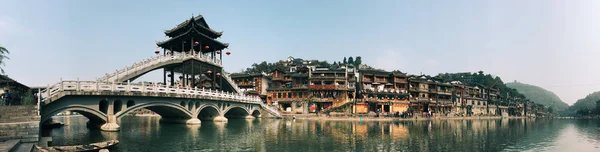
[38,14,281,131]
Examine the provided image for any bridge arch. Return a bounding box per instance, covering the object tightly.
[126,100,135,108]
[41,105,107,125]
[195,104,222,121]
[114,100,123,114]
[115,101,193,120]
[251,110,261,118]
[223,106,250,119]
[99,100,108,114]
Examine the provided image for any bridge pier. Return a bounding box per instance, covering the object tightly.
[100,115,120,132]
[186,118,201,125]
[244,115,256,119]
[213,116,228,122]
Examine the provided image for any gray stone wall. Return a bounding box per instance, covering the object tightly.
[0,105,40,142]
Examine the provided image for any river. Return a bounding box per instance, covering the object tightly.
[44,116,600,152]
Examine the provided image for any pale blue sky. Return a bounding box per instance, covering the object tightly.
[1,0,600,105]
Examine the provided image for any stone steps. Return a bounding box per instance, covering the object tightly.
[0,116,40,123]
[0,122,40,142]
[12,142,34,152]
[0,139,21,152]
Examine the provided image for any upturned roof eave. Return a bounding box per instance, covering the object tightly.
[157,26,229,49]
[164,15,223,38]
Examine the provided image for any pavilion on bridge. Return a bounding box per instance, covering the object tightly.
[156,14,236,93]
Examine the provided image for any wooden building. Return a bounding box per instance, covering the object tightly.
[230,73,270,100]
[357,69,408,114]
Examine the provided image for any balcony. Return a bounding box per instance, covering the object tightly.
[437,89,452,95]
[394,79,407,83]
[309,84,349,90]
[292,84,309,89]
[362,77,374,83]
[237,82,254,87]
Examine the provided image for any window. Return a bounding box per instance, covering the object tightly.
[299,92,303,98]
[283,93,287,98]
[278,93,282,98]
[288,92,292,98]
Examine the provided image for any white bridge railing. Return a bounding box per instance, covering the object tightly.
[223,72,242,94]
[41,80,261,104]
[97,52,222,82]
[258,102,281,117]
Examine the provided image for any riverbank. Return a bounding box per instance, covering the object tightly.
[282,114,528,121]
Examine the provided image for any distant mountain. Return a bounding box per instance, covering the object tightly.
[569,91,600,112]
[506,82,569,111]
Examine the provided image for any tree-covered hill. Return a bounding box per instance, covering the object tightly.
[568,91,600,115]
[506,82,569,111]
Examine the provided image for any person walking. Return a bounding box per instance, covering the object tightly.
[3,90,10,106]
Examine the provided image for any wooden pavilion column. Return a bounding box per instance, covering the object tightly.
[191,60,195,88]
[168,47,175,87]
[212,67,216,90]
[163,48,167,85]
[219,67,223,91]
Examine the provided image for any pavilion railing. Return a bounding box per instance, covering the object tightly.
[40,80,262,104]
[97,51,222,82]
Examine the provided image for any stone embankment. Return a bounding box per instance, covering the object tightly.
[283,113,526,121]
[0,105,40,151]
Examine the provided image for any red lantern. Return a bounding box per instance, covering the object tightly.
[226,51,231,55]
[216,73,221,77]
[204,46,209,49]
[194,41,199,46]
[154,50,160,54]
[207,70,212,74]
[216,50,221,54]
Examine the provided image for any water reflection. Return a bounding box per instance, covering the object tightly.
[46,116,600,152]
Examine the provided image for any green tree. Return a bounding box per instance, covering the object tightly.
[354,56,362,67]
[348,57,354,64]
[0,44,10,73]
[21,89,35,105]
[318,61,330,68]
[596,100,600,115]
[343,57,347,64]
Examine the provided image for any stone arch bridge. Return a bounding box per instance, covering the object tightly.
[40,53,281,131]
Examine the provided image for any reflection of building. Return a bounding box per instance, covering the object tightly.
[353,123,368,137]
[390,123,409,140]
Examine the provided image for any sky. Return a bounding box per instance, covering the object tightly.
[1,0,600,105]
